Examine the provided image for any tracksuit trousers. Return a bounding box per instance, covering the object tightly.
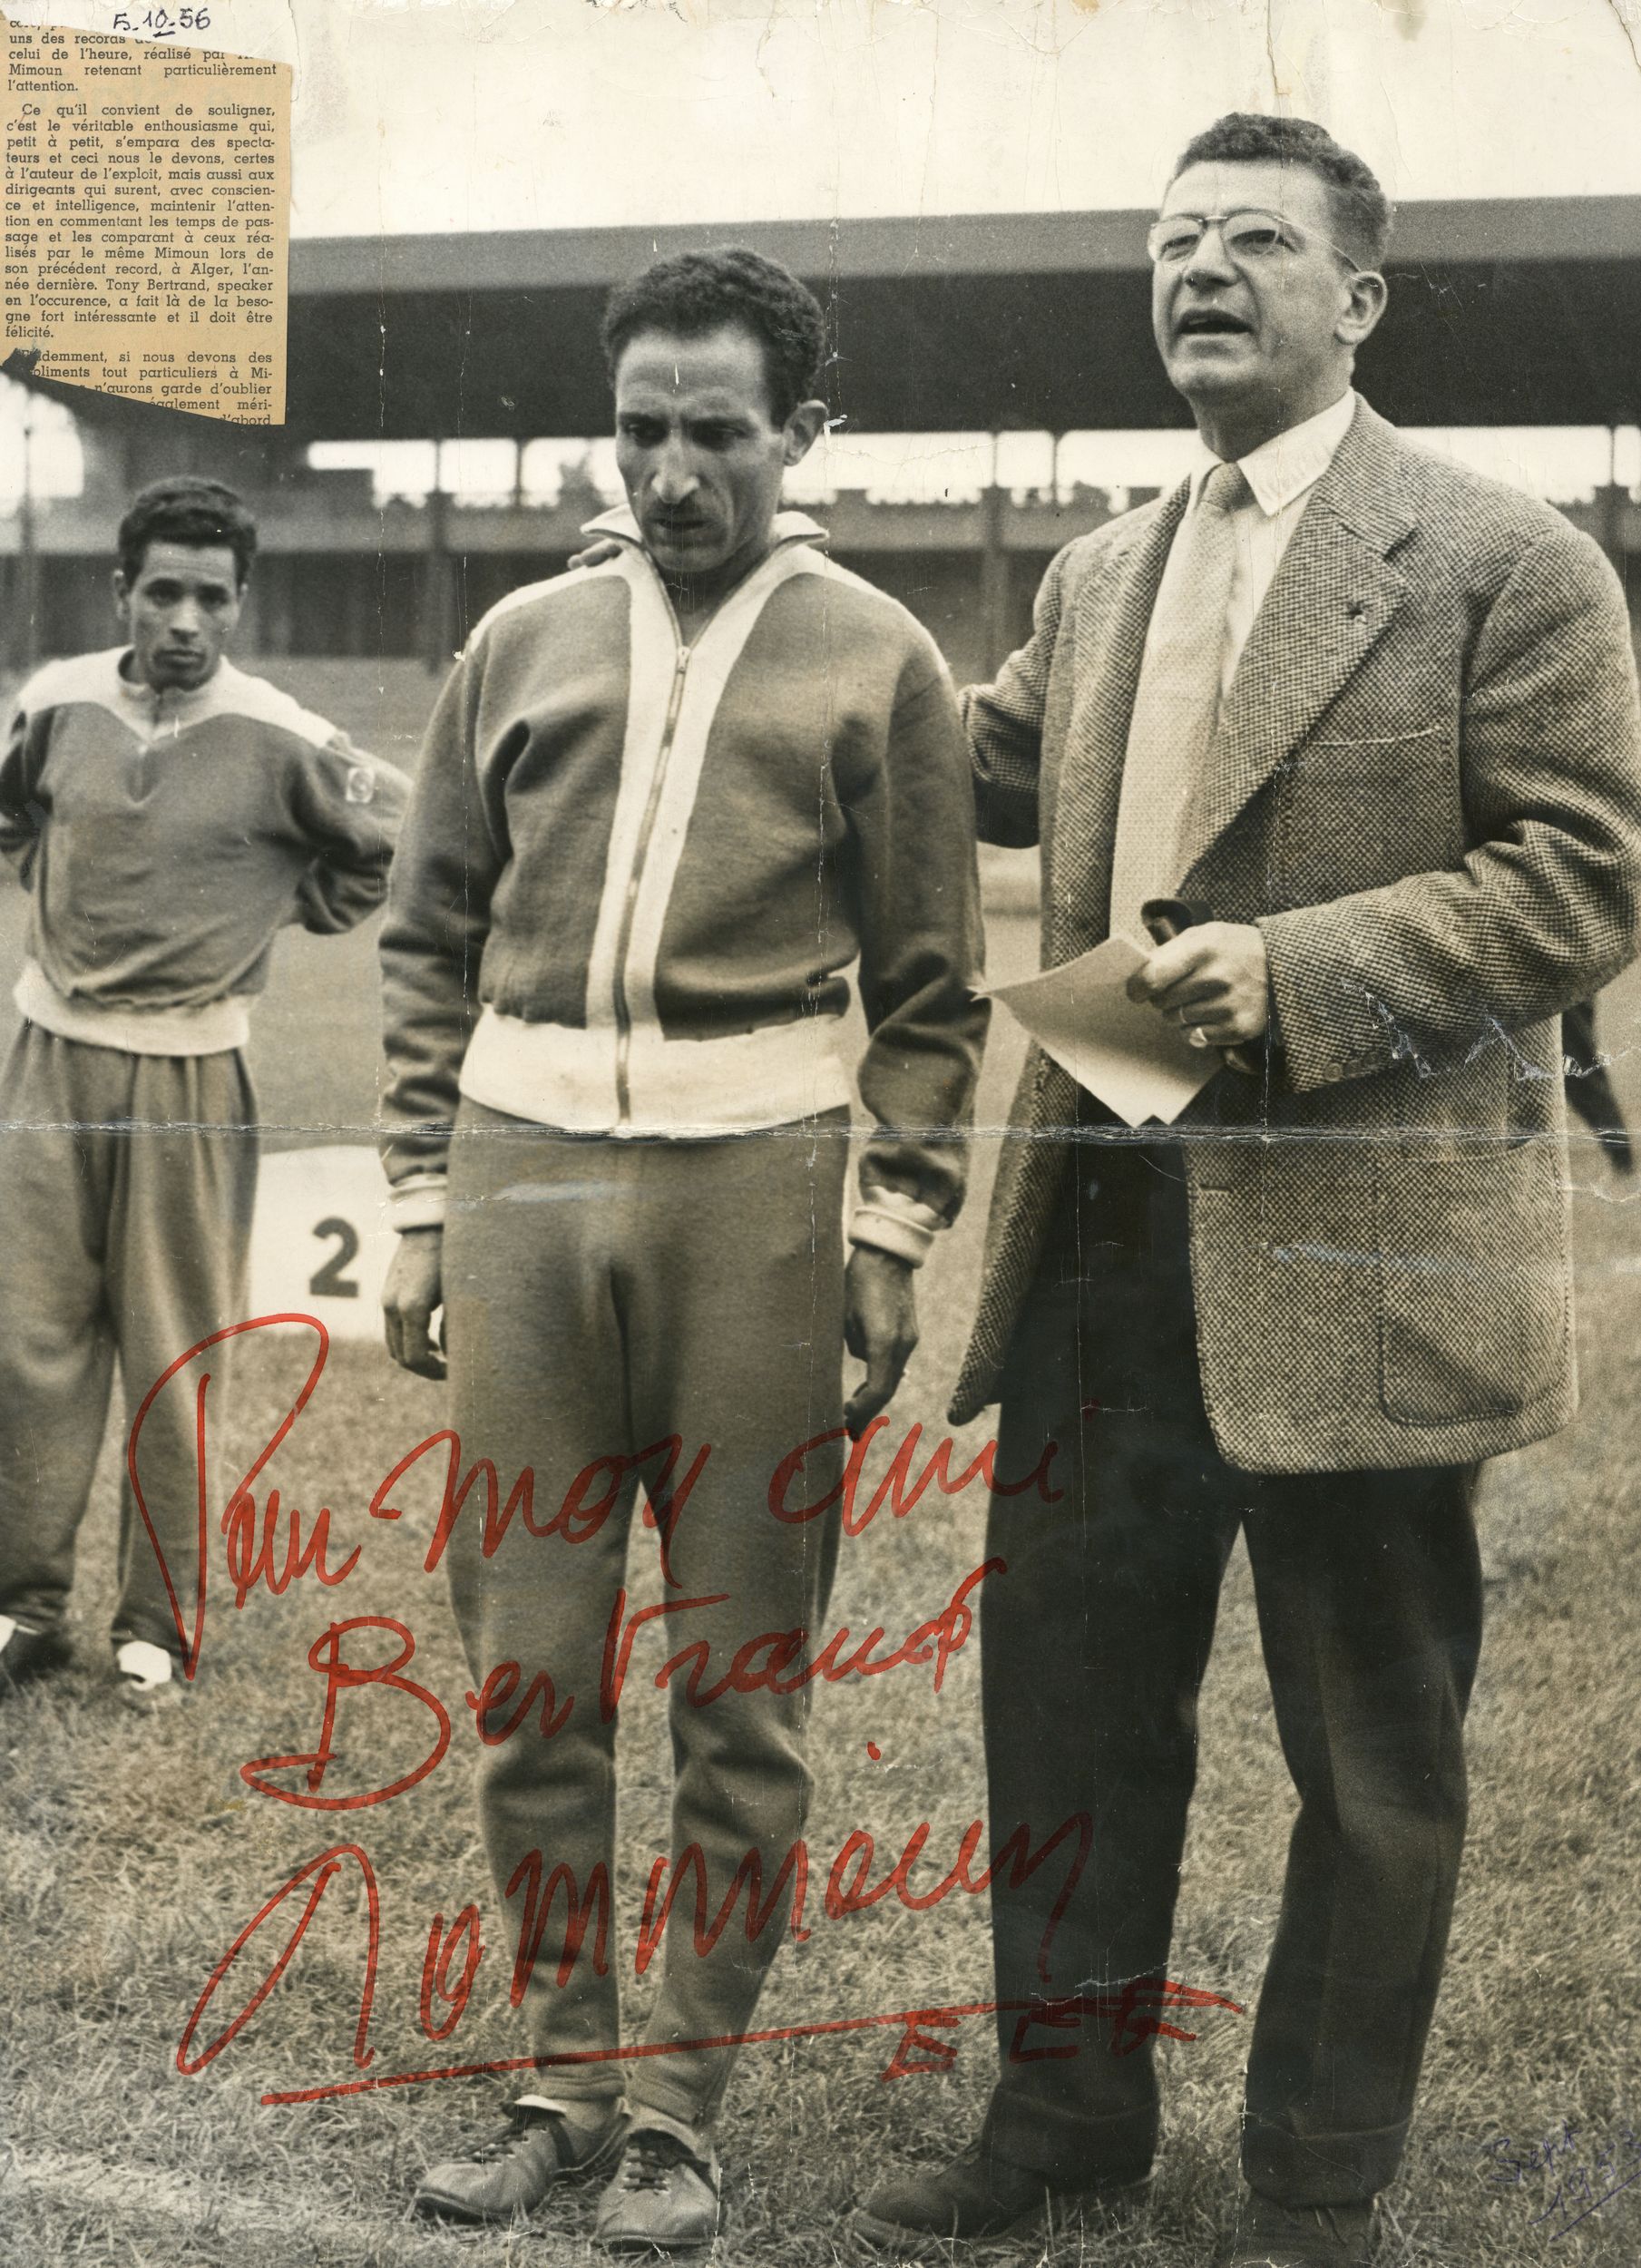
[980,1129,1482,2211]
[0,1023,259,1661]
[440,1100,849,2128]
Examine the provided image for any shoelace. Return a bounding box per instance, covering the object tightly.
[469,2114,555,2164]
[620,2136,694,2194]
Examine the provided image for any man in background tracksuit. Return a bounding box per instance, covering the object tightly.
[0,475,409,1711]
[378,249,987,2250]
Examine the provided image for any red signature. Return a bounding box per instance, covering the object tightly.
[177,1830,1242,2099]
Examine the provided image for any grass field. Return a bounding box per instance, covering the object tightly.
[3,658,1641,2266]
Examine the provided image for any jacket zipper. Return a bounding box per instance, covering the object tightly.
[596,525,803,1126]
[611,637,690,1125]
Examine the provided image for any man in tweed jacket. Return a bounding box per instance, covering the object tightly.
[860,116,1641,2268]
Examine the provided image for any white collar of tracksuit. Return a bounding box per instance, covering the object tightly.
[575,504,832,585]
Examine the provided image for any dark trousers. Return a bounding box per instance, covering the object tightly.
[980,1134,1482,2209]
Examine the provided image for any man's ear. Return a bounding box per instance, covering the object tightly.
[1339,269,1388,351]
[111,567,130,620]
[783,398,829,466]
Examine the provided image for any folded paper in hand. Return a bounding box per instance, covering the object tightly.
[983,936,1218,1128]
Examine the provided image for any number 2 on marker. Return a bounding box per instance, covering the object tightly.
[309,1217,362,1300]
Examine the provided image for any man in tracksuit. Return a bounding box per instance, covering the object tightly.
[0,475,409,1710]
[379,249,987,2249]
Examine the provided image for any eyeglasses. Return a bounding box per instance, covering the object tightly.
[1146,208,1356,270]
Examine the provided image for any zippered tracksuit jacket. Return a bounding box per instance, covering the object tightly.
[0,650,410,1668]
[378,510,988,2127]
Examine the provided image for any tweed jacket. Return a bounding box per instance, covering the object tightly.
[951,400,1641,1469]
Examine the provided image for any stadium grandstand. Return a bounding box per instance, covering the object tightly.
[4,198,1639,686]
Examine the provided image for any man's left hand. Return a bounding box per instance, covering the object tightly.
[1127,920,1271,1046]
[844,1246,919,1439]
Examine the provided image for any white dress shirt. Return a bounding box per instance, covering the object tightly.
[1149,387,1360,700]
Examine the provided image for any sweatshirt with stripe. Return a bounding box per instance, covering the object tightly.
[379,511,988,1233]
[0,650,410,1055]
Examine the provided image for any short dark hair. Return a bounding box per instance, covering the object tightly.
[117,475,258,587]
[1171,113,1392,269]
[601,248,827,425]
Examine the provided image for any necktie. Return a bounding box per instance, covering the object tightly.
[1107,459,1248,944]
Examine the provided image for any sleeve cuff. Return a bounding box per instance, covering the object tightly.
[847,1189,946,1267]
[390,1175,447,1231]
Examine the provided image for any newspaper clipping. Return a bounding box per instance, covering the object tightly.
[4,15,288,416]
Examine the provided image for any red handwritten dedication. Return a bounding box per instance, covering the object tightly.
[129,1315,1241,2109]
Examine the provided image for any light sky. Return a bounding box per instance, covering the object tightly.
[248,0,1641,233]
[10,0,1641,233]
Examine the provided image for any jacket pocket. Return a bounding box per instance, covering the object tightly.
[1271,727,1462,906]
[1377,1145,1568,1424]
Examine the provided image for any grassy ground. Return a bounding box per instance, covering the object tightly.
[3,658,1641,2265]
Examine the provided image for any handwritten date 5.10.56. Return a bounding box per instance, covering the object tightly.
[112,8,212,35]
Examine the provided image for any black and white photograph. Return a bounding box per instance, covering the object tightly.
[3,2,1640,2263]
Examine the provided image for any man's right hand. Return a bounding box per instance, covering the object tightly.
[383,1225,446,1379]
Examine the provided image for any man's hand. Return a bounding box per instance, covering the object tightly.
[568,537,623,572]
[383,1226,446,1379]
[844,1246,919,1439]
[1127,920,1271,1047]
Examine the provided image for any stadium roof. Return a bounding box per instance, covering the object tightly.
[283,200,1641,439]
[21,199,1641,439]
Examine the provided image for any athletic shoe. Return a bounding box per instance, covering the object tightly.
[593,2111,721,2252]
[855,2136,1150,2252]
[0,1617,72,1691]
[113,1639,184,1713]
[1229,2192,1378,2267]
[415,2096,628,2223]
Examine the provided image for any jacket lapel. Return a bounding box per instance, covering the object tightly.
[1049,483,1187,957]
[1179,401,1416,888]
